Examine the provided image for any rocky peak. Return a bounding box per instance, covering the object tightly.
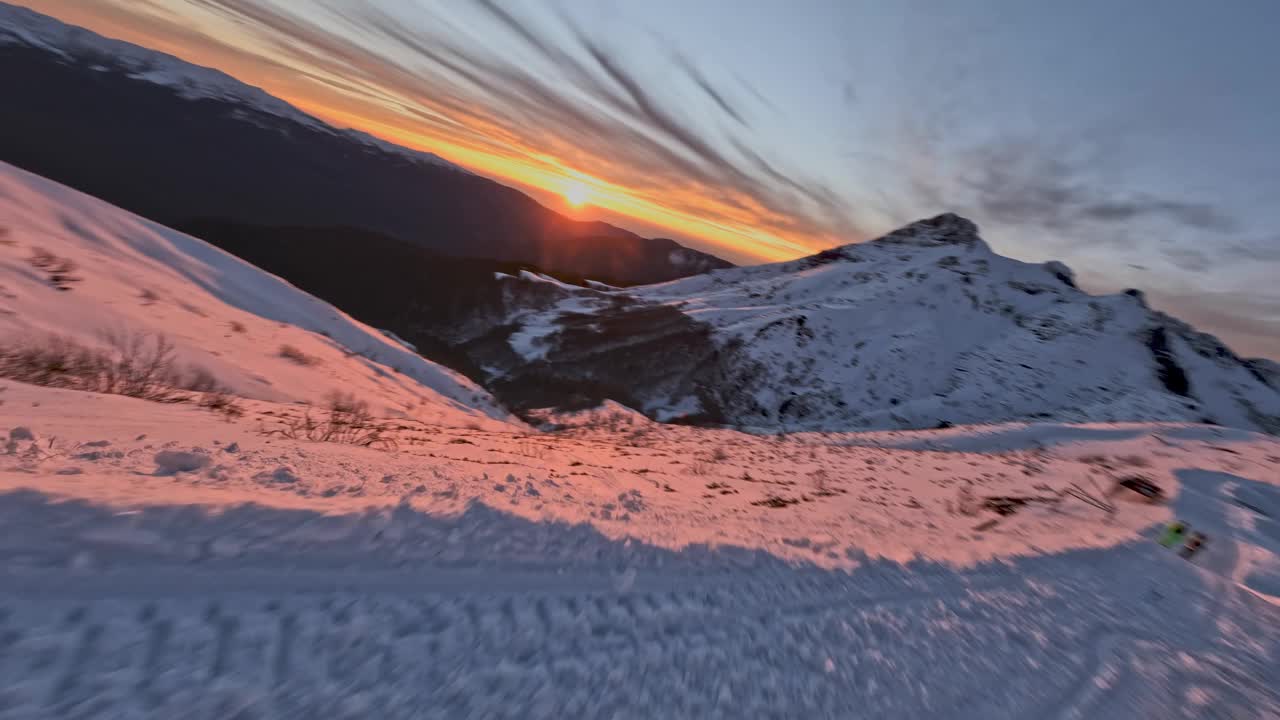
[875,213,983,249]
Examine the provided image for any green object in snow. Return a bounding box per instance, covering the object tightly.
[1159,521,1186,547]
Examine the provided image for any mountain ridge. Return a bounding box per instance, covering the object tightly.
[0,1,732,285]
[0,159,513,428]
[469,213,1280,434]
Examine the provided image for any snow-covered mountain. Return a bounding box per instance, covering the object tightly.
[0,2,732,285]
[0,159,513,428]
[479,214,1280,434]
[0,1,460,171]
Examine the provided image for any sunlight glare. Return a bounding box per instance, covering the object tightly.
[563,179,589,207]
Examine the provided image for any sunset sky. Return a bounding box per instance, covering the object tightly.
[18,0,1280,358]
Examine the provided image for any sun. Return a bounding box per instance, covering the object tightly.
[563,179,590,208]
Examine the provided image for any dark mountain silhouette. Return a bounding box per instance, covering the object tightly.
[0,3,732,285]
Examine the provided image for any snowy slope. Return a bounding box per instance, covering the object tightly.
[0,160,512,427]
[1,380,1278,717]
[0,173,1275,715]
[0,1,463,172]
[490,214,1280,434]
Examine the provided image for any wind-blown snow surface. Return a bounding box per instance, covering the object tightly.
[1,384,1279,717]
[0,160,510,428]
[497,214,1280,433]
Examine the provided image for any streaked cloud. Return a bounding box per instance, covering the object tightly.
[66,0,864,260]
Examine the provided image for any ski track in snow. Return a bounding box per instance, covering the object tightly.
[1,383,1278,718]
[1,545,1276,718]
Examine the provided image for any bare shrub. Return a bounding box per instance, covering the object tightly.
[181,365,243,419]
[198,390,244,419]
[96,330,181,400]
[1115,454,1151,468]
[0,332,241,416]
[685,460,712,476]
[810,466,835,496]
[752,495,800,509]
[139,288,159,305]
[515,438,547,459]
[229,321,247,334]
[28,248,82,290]
[955,485,981,516]
[627,425,653,447]
[181,365,222,394]
[709,445,729,462]
[0,331,179,400]
[262,392,396,449]
[278,344,317,366]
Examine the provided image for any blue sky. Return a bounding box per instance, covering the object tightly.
[23,0,1280,358]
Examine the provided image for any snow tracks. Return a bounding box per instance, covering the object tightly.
[3,533,1278,718]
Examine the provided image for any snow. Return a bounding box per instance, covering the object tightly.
[501,274,615,362]
[515,269,581,292]
[378,328,418,353]
[0,160,512,429]
[1,380,1278,717]
[507,316,564,361]
[517,213,1280,434]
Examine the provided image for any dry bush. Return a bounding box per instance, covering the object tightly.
[627,425,654,447]
[139,288,159,305]
[263,392,396,449]
[752,495,800,509]
[810,466,834,495]
[28,248,82,290]
[709,445,730,462]
[278,344,317,366]
[515,438,547,459]
[229,320,247,334]
[96,330,183,399]
[198,390,244,419]
[955,485,981,516]
[183,365,243,418]
[685,459,713,476]
[182,365,223,394]
[0,332,242,416]
[0,331,179,400]
[1114,454,1151,468]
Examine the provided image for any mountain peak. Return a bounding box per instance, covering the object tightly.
[875,213,983,249]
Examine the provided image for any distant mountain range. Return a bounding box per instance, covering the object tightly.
[183,214,1280,435]
[0,2,731,285]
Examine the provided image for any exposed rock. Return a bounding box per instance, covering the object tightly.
[154,450,210,475]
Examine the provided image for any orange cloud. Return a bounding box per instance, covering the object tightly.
[19,0,858,264]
